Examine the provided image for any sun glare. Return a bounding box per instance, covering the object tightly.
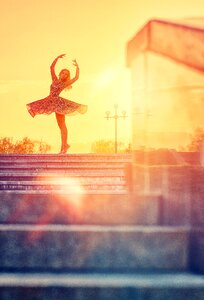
[52,177,84,210]
[53,177,83,193]
[95,67,117,89]
[35,174,85,210]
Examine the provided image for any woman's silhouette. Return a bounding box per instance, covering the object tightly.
[26,54,87,154]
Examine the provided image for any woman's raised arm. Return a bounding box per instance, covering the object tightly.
[68,59,80,85]
[50,54,66,81]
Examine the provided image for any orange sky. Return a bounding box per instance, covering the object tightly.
[1,0,204,153]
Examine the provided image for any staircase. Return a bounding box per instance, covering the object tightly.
[0,154,203,299]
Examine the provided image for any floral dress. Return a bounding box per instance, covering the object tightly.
[26,66,87,118]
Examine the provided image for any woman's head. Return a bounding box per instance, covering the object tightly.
[59,69,70,82]
[59,69,72,89]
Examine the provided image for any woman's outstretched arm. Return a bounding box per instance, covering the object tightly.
[68,59,80,85]
[50,54,66,81]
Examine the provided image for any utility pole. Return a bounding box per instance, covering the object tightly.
[105,104,127,153]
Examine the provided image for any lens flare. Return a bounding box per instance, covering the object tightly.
[53,177,83,193]
[24,176,85,244]
[51,176,85,209]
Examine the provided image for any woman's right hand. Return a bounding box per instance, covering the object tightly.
[57,54,66,59]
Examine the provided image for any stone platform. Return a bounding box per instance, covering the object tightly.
[0,272,204,300]
[0,153,131,193]
[0,154,204,299]
[0,191,160,225]
[0,225,189,272]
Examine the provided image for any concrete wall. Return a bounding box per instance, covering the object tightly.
[130,164,204,226]
[130,162,204,274]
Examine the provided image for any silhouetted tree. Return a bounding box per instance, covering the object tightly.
[0,137,14,154]
[0,137,51,154]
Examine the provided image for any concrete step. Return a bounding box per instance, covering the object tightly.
[0,155,130,174]
[0,191,160,225]
[0,180,126,191]
[0,164,125,171]
[0,153,131,162]
[0,272,203,300]
[0,154,131,171]
[0,161,126,170]
[0,170,125,177]
[0,176,126,192]
[0,154,130,173]
[0,172,124,181]
[0,225,189,272]
[0,154,130,192]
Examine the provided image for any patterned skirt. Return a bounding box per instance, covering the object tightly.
[27,95,87,118]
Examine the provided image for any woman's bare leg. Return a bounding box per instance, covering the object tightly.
[55,113,69,153]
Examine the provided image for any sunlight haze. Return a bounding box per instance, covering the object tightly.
[1,0,204,152]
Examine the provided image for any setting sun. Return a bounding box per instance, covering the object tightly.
[95,68,117,90]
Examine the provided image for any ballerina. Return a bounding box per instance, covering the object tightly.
[26,54,87,154]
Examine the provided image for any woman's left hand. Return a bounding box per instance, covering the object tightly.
[72,59,79,67]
